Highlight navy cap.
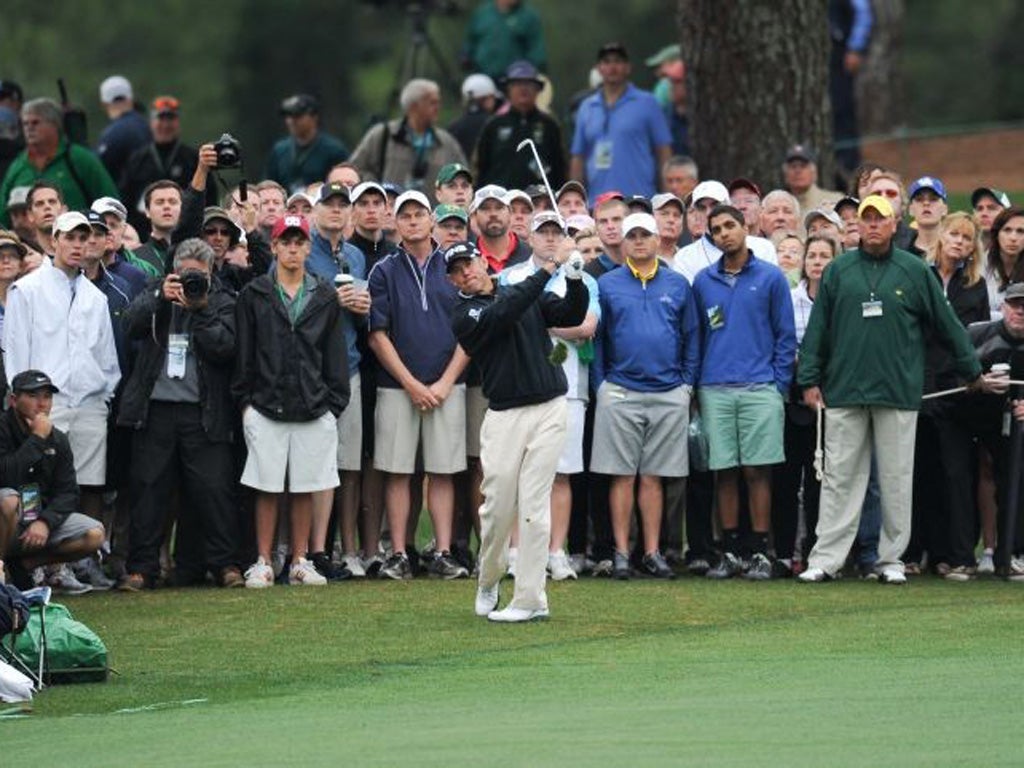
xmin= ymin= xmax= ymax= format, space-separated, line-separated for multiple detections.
xmin=11 ymin=369 xmax=59 ymax=394
xmin=505 ymin=60 xmax=544 ymax=86
xmin=444 ymin=240 xmax=481 ymax=272
xmin=280 ymin=93 xmax=319 ymax=116
xmin=85 ymin=210 xmax=109 ymax=232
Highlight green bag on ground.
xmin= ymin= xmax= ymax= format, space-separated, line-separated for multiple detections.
xmin=13 ymin=603 xmax=108 ymax=684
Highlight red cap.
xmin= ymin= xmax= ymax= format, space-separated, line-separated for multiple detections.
xmin=593 ymin=190 xmax=625 ymax=208
xmin=271 ymin=214 xmax=311 ymax=240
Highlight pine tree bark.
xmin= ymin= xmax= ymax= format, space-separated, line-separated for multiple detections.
xmin=678 ymin=0 xmax=832 ymax=189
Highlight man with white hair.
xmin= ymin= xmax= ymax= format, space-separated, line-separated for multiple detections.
xmin=96 ymin=75 xmax=150 ymax=184
xmin=759 ymin=189 xmax=802 ymax=239
xmin=348 ymin=79 xmax=466 ymax=201
xmin=673 ymin=180 xmax=777 ymax=284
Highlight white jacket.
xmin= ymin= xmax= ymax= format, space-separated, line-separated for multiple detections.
xmin=672 ymin=235 xmax=777 ymax=285
xmin=3 ymin=259 xmax=120 ymax=407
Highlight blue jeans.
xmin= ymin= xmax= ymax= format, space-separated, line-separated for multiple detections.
xmin=855 ymin=455 xmax=881 ymax=568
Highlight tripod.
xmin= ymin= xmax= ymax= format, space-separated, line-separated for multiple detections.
xmin=381 ymin=3 xmax=459 ymax=119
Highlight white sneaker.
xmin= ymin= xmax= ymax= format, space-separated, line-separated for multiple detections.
xmin=343 ymin=553 xmax=366 ymax=578
xmin=487 ymin=605 xmax=549 ymax=623
xmin=47 ymin=563 xmax=93 ymax=595
xmin=506 ymin=547 xmax=518 ymax=578
xmin=798 ymin=566 xmax=829 ymax=583
xmin=474 ymin=583 xmax=500 ymax=616
xmin=977 ymin=550 xmax=995 ymax=575
xmin=879 ymin=566 xmax=907 ymax=585
xmin=290 ymin=557 xmax=327 ymax=586
xmin=547 ymin=551 xmax=577 ymax=581
xmin=244 ymin=557 xmax=274 ymax=589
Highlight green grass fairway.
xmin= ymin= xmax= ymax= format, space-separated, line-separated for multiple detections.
xmin=4 ymin=578 xmax=1023 ymax=766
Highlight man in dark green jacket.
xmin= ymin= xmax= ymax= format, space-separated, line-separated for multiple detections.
xmin=797 ymin=195 xmax=993 ymax=584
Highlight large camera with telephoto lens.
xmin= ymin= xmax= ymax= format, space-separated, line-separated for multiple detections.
xmin=213 ymin=133 xmax=242 ymax=168
xmin=179 ymin=269 xmax=210 ymax=302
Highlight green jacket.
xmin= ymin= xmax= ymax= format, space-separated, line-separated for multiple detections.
xmin=797 ymin=245 xmax=981 ymax=410
xmin=462 ymin=1 xmax=547 ymax=80
xmin=0 ymin=140 xmax=119 ymax=226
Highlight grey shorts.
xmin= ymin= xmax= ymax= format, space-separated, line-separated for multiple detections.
xmin=590 ymin=382 xmax=691 ymax=477
xmin=9 ymin=512 xmax=104 ymax=555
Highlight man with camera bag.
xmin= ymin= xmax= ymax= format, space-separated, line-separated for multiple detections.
xmin=116 ymin=238 xmax=242 ymax=589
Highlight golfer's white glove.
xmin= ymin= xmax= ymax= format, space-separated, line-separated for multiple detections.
xmin=563 ymin=251 xmax=585 ymax=280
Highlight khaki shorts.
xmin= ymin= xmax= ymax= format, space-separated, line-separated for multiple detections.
xmin=374 ymin=385 xmax=467 ymax=474
xmin=466 ymin=385 xmax=489 ymax=458
xmin=241 ymin=408 xmax=340 ymax=493
xmin=590 ymin=382 xmax=691 ymax=477
xmin=336 ymin=373 xmax=362 ymax=472
xmin=51 ymin=397 xmax=108 ymax=486
xmin=556 ymin=399 xmax=586 ymax=475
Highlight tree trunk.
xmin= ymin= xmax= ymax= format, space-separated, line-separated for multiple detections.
xmin=678 ymin=0 xmax=832 ymax=189
xmin=855 ymin=0 xmax=905 ymax=135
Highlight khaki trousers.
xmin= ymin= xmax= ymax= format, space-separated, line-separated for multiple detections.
xmin=477 ymin=397 xmax=567 ymax=612
xmin=807 ymin=406 xmax=918 ymax=575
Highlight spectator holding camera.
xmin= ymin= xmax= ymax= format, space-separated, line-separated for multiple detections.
xmin=116 ymin=238 xmax=242 ymax=590
xmin=233 ymin=214 xmax=349 ymax=588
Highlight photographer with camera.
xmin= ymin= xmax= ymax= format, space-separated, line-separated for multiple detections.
xmin=150 ymin=137 xmax=269 ymax=295
xmin=116 ymin=238 xmax=242 ymax=590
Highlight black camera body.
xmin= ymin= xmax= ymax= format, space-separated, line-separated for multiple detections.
xmin=213 ymin=133 xmax=242 ymax=168
xmin=179 ymin=269 xmax=210 ymax=302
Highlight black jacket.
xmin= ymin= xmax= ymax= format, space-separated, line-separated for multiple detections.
xmin=475 ymin=107 xmax=566 ymax=191
xmin=117 ymin=276 xmax=237 ymax=442
xmin=924 ymin=265 xmax=990 ymax=393
xmin=0 ymin=408 xmax=79 ymax=531
xmin=233 ymin=273 xmax=349 ymax=421
xmin=452 ymin=268 xmax=587 ymax=411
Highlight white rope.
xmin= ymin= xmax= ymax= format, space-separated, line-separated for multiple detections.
xmin=813 ymin=403 xmax=824 ymax=482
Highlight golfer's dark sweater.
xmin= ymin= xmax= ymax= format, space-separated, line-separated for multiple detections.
xmin=452 ymin=268 xmax=587 ymax=411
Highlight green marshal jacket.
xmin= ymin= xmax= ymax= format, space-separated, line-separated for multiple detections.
xmin=797 ymin=245 xmax=982 ymax=410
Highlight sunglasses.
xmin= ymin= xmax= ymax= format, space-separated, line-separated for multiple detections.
xmin=204 ymin=227 xmax=233 ymax=237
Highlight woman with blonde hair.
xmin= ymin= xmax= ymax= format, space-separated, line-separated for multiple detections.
xmin=910 ymin=211 xmax=991 ymax=579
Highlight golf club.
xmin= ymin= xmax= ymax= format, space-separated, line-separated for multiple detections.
xmin=516 ymin=138 xmax=561 ymax=215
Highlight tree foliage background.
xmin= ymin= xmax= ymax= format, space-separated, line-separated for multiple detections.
xmin=1 ymin=0 xmax=1021 ymax=172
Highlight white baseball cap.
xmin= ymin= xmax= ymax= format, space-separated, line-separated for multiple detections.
xmin=91 ymin=196 xmax=128 ymax=221
xmin=52 ymin=211 xmax=91 ymax=235
xmin=690 ymin=180 xmax=730 ymax=205
xmin=99 ymin=75 xmax=133 ymax=104
xmin=393 ymin=190 xmax=431 ymax=213
xmin=470 ymin=184 xmax=509 ymax=213
xmin=350 ymin=181 xmax=387 ymax=204
xmin=621 ymin=212 xmax=659 ymax=237
xmin=461 ymin=73 xmax=498 ymax=102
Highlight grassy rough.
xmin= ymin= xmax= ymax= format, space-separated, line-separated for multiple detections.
xmin=4 ymin=578 xmax=1023 ymax=766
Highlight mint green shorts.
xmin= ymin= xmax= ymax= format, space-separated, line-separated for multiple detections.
xmin=697 ymin=385 xmax=784 ymax=470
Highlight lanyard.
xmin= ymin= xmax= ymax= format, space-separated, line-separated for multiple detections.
xmin=859 ymin=256 xmax=890 ymax=300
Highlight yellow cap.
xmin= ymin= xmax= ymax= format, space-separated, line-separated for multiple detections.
xmin=857 ymin=194 xmax=894 ymax=218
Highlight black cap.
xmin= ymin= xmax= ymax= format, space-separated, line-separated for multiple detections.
xmin=0 ymin=80 xmax=23 ymax=102
xmin=597 ymin=42 xmax=629 ymax=61
xmin=279 ymin=93 xmax=319 ymax=117
xmin=12 ymin=369 xmax=59 ymax=395
xmin=625 ymin=195 xmax=652 ymax=214
xmin=784 ymin=143 xmax=817 ymax=164
xmin=317 ymin=182 xmax=350 ymax=204
xmin=85 ymin=210 xmax=109 ymax=232
xmin=444 ymin=240 xmax=481 ymax=272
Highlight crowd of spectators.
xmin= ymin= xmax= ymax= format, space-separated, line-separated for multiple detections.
xmin=1 ymin=4 xmax=1023 ymax=598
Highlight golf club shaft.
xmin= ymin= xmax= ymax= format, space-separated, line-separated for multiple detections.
xmin=517 ymin=139 xmax=560 ymax=214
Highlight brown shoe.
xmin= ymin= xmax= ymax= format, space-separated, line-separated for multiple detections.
xmin=118 ymin=573 xmax=146 ymax=592
xmin=220 ymin=566 xmax=245 ymax=588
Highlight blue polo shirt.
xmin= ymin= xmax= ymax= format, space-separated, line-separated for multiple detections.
xmin=306 ymin=230 xmax=367 ymax=374
xmin=367 ymin=244 xmax=461 ymax=388
xmin=570 ymin=83 xmax=672 ymax=198
xmin=691 ymin=255 xmax=796 ymax=394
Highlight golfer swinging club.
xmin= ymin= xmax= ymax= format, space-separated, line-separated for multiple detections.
xmin=447 ymin=214 xmax=588 ymax=622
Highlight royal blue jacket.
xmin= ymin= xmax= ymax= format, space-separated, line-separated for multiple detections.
xmin=691 ymin=254 xmax=796 ymax=394
xmin=594 ymin=261 xmax=699 ymax=392
xmin=307 ymin=230 xmax=366 ymax=375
